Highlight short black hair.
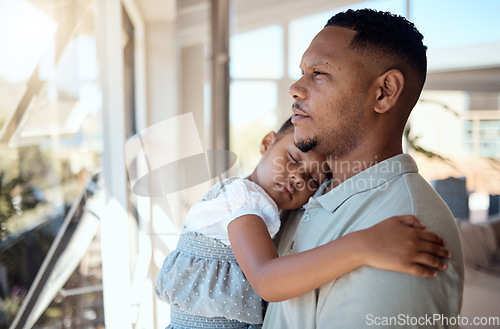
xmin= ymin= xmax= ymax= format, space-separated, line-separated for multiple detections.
xmin=326 ymin=9 xmax=427 ymax=87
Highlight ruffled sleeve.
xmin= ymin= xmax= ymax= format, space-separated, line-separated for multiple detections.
xmin=183 ymin=177 xmax=280 ymax=245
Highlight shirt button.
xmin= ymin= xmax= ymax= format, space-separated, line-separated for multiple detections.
xmin=302 ymin=214 xmax=310 ymax=222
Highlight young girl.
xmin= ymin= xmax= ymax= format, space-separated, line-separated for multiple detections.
xmin=154 ymin=118 xmax=450 ymax=329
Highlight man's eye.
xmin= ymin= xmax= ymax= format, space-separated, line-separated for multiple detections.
xmin=313 ymin=71 xmax=324 ymax=76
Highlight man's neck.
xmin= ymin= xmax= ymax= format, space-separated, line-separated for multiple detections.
xmin=325 ymin=144 xmax=402 ymax=190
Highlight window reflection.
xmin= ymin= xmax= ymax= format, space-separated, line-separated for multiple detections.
xmin=0 ymin=0 xmax=103 ymax=327
xmin=0 ymin=0 xmax=57 ymax=84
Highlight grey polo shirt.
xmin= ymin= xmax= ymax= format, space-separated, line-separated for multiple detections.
xmin=263 ymin=154 xmax=464 ymax=329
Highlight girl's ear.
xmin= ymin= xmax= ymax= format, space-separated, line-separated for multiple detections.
xmin=374 ymin=69 xmax=404 ymax=114
xmin=260 ymin=131 xmax=277 ymax=154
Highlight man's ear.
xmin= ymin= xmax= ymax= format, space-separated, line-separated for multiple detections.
xmin=260 ymin=131 xmax=277 ymax=154
xmin=374 ymin=69 xmax=404 ymax=114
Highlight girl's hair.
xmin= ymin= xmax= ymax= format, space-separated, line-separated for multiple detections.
xmin=276 ymin=116 xmax=294 ymax=140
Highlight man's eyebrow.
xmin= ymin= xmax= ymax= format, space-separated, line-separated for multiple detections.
xmin=301 ymin=60 xmax=331 ymax=70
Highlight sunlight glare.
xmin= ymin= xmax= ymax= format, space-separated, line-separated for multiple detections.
xmin=0 ymin=0 xmax=58 ymax=83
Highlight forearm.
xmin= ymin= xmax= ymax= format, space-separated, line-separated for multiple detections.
xmin=254 ymin=243 xmax=365 ymax=301
xmin=230 ymin=219 xmax=367 ymax=302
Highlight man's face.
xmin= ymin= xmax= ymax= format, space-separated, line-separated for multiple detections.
xmin=290 ymin=26 xmax=374 ymax=158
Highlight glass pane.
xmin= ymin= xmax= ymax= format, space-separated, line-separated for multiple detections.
xmin=288 ymin=11 xmax=332 ymax=80
xmin=0 ymin=0 xmax=103 ymax=327
xmin=479 ymin=120 xmax=500 ymax=131
xmin=412 ymin=0 xmax=500 ymax=49
xmin=230 ymin=81 xmax=277 ymax=175
xmin=464 ymin=120 xmax=475 ymax=155
xmin=0 ymin=0 xmax=58 ymax=138
xmin=479 ymin=120 xmax=500 ymax=158
xmin=230 ymin=24 xmax=283 ymax=79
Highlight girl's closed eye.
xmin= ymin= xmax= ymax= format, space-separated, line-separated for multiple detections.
xmin=309 ymin=175 xmax=320 ymax=188
xmin=288 ymin=152 xmax=299 ymax=164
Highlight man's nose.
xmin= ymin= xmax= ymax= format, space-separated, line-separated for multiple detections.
xmin=289 ymin=78 xmax=307 ymax=100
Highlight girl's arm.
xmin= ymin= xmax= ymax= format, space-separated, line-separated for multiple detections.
xmin=227 ymin=214 xmax=450 ymax=302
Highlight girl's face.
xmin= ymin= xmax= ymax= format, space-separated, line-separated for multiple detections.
xmin=249 ymin=132 xmax=329 ymax=210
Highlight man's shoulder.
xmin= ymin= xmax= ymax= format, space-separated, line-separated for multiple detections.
xmin=367 ymin=170 xmax=449 ymax=213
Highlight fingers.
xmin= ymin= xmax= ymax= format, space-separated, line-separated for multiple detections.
xmin=398 ymin=252 xmax=448 ymax=278
xmin=394 ymin=215 xmax=426 ymax=229
xmin=384 ymin=255 xmax=448 ymax=278
xmin=414 ymin=252 xmax=448 ymax=270
xmin=411 ymin=230 xmax=451 ymax=275
xmin=403 ymin=264 xmax=440 ymax=278
xmin=408 ymin=216 xmax=426 ymax=229
xmin=417 ymin=230 xmax=446 ymax=247
xmin=403 ymin=240 xmax=451 ymax=278
xmin=368 ymin=216 xmax=452 ymax=279
xmin=418 ymin=239 xmax=452 ymax=260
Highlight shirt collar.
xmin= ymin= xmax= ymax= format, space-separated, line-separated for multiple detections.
xmin=310 ymin=154 xmax=418 ymax=213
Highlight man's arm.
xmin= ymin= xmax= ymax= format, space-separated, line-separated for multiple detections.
xmin=228 ymin=213 xmax=450 ymax=302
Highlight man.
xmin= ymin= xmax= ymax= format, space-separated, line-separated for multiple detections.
xmin=263 ymin=9 xmax=464 ymax=329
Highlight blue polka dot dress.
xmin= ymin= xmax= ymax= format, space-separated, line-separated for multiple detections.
xmin=154 ymin=178 xmax=280 ymax=329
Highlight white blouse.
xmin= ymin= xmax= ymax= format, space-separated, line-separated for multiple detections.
xmin=182 ymin=177 xmax=280 ymax=246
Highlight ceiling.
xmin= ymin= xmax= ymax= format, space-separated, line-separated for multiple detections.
xmin=135 ymin=0 xmax=359 ymax=24
xmin=425 ymin=68 xmax=500 ymax=92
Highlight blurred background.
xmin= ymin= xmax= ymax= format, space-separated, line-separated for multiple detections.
xmin=0 ymin=0 xmax=499 ymax=328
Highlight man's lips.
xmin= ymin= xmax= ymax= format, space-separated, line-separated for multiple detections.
xmin=291 ymin=105 xmax=309 ymax=124
xmin=291 ymin=113 xmax=309 ymax=124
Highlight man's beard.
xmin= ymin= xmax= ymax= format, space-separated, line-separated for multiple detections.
xmin=295 ymin=137 xmax=317 ymax=153
xmin=295 ymin=131 xmax=361 ymax=157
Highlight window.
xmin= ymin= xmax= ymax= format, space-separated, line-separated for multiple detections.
xmin=228 ymin=0 xmax=500 ymax=220
xmin=288 ymin=11 xmax=333 ymax=80
xmin=230 ymin=25 xmax=283 ymax=79
xmin=0 ymin=0 xmax=103 ymax=327
xmin=230 ymin=0 xmax=407 ymax=174
xmin=478 ymin=120 xmax=500 ymax=158
xmin=229 ymin=25 xmax=283 ymax=175
xmin=288 ymin=0 xmax=406 ymax=80
xmin=412 ymin=0 xmax=500 ymax=49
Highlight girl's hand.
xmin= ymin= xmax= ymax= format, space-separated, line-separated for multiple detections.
xmin=356 ymin=215 xmax=451 ymax=278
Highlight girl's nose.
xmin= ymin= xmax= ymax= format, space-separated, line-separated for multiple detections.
xmin=289 ymin=173 xmax=304 ymax=189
